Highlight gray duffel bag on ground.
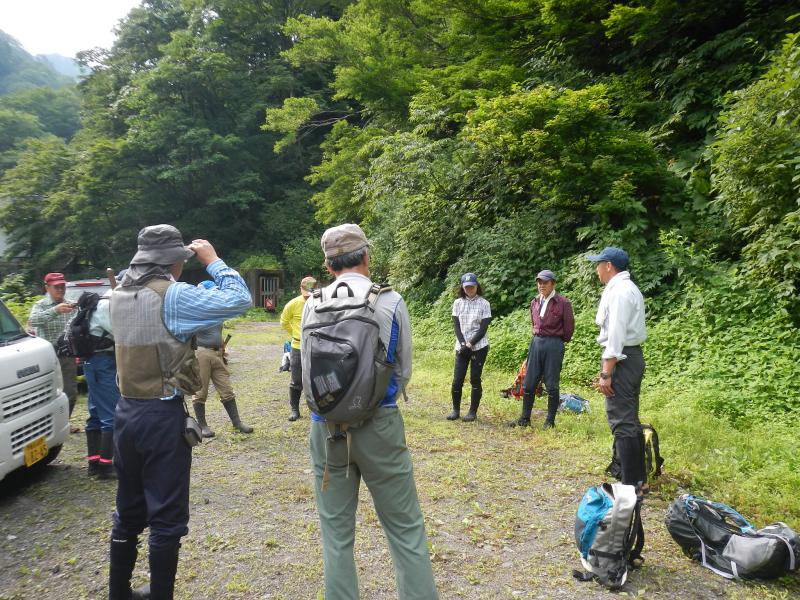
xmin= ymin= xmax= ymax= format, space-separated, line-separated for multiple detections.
xmin=666 ymin=494 xmax=800 ymax=579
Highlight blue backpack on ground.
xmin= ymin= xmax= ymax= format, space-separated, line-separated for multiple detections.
xmin=574 ymin=482 xmax=644 ymax=589
xmin=558 ymin=393 xmax=589 ymax=413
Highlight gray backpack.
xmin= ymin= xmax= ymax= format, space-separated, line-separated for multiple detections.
xmin=301 ymin=281 xmax=394 ymax=425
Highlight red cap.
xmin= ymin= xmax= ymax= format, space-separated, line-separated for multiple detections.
xmin=43 ymin=273 xmax=67 ymax=285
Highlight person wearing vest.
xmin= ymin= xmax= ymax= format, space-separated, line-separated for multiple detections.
xmin=83 ymin=289 xmax=119 ymax=480
xmin=509 ymin=269 xmax=575 ymax=429
xmin=588 ymin=247 xmax=648 ymax=491
xmin=302 ymin=224 xmax=439 ymax=600
xmin=108 ymin=225 xmax=251 ymax=600
xmin=279 ymin=275 xmax=317 ymax=421
xmin=192 ymin=281 xmax=253 ymax=437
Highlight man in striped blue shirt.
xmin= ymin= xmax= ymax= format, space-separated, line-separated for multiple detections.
xmin=108 ymin=224 xmax=251 ymax=600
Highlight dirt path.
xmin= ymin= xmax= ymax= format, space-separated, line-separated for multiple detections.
xmin=1 ymin=322 xmax=796 ymax=599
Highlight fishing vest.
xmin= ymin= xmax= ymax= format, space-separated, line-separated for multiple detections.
xmin=111 ymin=279 xmax=201 ymax=398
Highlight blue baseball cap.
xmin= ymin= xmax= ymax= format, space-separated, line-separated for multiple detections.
xmin=198 ymin=280 xmax=217 ymax=290
xmin=536 ymin=270 xmax=557 ymax=282
xmin=587 ymin=247 xmax=629 ymax=271
xmin=460 ymin=273 xmax=478 ymax=287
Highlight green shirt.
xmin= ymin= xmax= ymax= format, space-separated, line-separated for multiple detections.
xmin=29 ymin=295 xmax=74 ymax=346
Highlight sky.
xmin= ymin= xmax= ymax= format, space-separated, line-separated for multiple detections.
xmin=1 ymin=0 xmax=142 ymax=57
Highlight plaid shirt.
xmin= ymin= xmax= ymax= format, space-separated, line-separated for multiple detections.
xmin=29 ymin=295 xmax=74 ymax=346
xmin=452 ymin=296 xmax=492 ymax=351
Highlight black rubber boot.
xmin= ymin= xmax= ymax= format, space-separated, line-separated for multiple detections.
xmin=222 ymin=399 xmax=253 ymax=433
xmin=148 ymin=542 xmax=180 ymax=600
xmin=462 ymin=387 xmax=481 ymax=422
xmin=447 ymin=389 xmax=461 ymax=420
xmin=616 ymin=435 xmax=646 ymax=488
xmin=97 ymin=430 xmax=117 ymax=480
xmin=509 ymin=391 xmax=534 ymax=427
xmin=86 ymin=429 xmax=101 ymax=476
xmin=193 ymin=402 xmax=215 ymax=438
xmin=288 ymin=387 xmax=301 ymax=422
xmin=543 ymin=393 xmax=559 ymax=429
xmin=108 ymin=536 xmax=138 ymax=600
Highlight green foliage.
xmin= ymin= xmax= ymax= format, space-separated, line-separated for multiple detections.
xmin=0 ymin=31 xmax=72 ymax=93
xmin=238 ymin=254 xmax=281 ymax=271
xmin=0 ymin=273 xmax=34 ymax=303
xmin=712 ymin=32 xmax=800 ymax=315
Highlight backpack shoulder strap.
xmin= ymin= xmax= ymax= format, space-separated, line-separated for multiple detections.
xmin=365 ymin=282 xmax=392 ymax=306
xmin=629 ymin=497 xmax=645 ymax=565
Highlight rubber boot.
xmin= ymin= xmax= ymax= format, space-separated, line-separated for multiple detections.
xmin=193 ymin=402 xmax=215 ymax=438
xmin=616 ymin=435 xmax=646 ymax=488
xmin=148 ymin=542 xmax=180 ymax=600
xmin=222 ymin=399 xmax=253 ymax=433
xmin=288 ymin=387 xmax=301 ymax=422
xmin=543 ymin=392 xmax=559 ymax=430
xmin=108 ymin=536 xmax=138 ymax=600
xmin=447 ymin=389 xmax=461 ymax=420
xmin=97 ymin=430 xmax=117 ymax=480
xmin=509 ymin=391 xmax=534 ymax=427
xmin=462 ymin=387 xmax=480 ymax=422
xmin=86 ymin=429 xmax=101 ymax=477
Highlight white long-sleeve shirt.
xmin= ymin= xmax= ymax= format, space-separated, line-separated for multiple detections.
xmin=595 ymin=271 xmax=647 ymax=360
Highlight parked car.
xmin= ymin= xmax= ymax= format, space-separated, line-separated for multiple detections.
xmin=0 ymin=298 xmax=70 ymax=482
xmin=65 ymin=278 xmax=111 ymax=303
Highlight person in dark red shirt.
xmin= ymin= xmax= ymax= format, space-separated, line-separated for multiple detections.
xmin=510 ymin=270 xmax=575 ymax=429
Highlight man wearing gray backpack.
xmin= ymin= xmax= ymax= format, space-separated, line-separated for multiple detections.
xmin=302 ymin=223 xmax=439 ymax=600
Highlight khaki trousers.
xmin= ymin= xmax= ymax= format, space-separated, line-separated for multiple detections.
xmin=309 ymin=408 xmax=439 ymax=600
xmin=193 ymin=347 xmax=234 ymax=403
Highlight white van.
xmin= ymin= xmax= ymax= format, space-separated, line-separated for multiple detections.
xmin=0 ymin=297 xmax=69 ymax=482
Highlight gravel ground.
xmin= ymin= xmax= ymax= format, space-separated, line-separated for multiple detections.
xmin=1 ymin=321 xmax=797 ymax=599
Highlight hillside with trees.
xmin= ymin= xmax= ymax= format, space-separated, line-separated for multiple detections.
xmin=1 ymin=1 xmax=798 ymax=516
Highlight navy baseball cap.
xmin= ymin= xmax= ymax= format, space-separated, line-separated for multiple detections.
xmin=460 ymin=273 xmax=478 ymax=286
xmin=536 ymin=270 xmax=556 ymax=282
xmin=587 ymin=246 xmax=629 ymax=271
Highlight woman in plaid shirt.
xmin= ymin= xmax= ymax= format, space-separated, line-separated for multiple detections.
xmin=447 ymin=273 xmax=492 ymax=422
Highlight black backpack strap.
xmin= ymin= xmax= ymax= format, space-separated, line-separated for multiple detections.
xmin=331 ymin=282 xmax=355 ymax=298
xmin=572 ymin=569 xmax=595 ymax=582
xmin=629 ymin=497 xmax=645 ymax=565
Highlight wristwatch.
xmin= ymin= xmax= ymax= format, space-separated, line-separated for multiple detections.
xmin=599 ymin=371 xmax=612 ymax=380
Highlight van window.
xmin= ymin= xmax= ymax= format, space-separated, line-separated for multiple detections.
xmin=0 ymin=300 xmax=27 ymax=342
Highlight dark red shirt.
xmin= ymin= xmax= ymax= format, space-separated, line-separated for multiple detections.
xmin=530 ymin=293 xmax=575 ymax=342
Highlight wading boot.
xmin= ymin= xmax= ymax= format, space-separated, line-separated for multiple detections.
xmin=108 ymin=536 xmax=138 ymax=600
xmin=86 ymin=429 xmax=101 ymax=477
xmin=147 ymin=542 xmax=180 ymax=600
xmin=616 ymin=435 xmax=646 ymax=488
xmin=288 ymin=387 xmax=301 ymax=422
xmin=193 ymin=402 xmax=215 ymax=438
xmin=222 ymin=399 xmax=253 ymax=433
xmin=542 ymin=394 xmax=558 ymax=429
xmin=508 ymin=391 xmax=534 ymax=427
xmin=447 ymin=390 xmax=461 ymax=420
xmin=462 ymin=388 xmax=481 ymax=422
xmin=96 ymin=430 xmax=117 ymax=480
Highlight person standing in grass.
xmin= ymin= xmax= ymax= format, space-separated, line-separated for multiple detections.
xmin=279 ymin=275 xmax=317 ymax=421
xmin=588 ymin=247 xmax=648 ymax=490
xmin=447 ymin=273 xmax=492 ymax=422
xmin=509 ymin=269 xmax=575 ymax=429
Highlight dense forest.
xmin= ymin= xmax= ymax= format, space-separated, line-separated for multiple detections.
xmin=1 ymin=1 xmax=799 ymax=432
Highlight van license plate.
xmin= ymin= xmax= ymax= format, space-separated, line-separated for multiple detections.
xmin=24 ymin=437 xmax=48 ymax=467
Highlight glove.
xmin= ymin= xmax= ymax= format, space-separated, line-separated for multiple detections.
xmin=458 ymin=344 xmax=471 ymax=358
